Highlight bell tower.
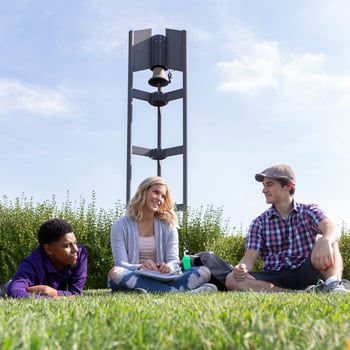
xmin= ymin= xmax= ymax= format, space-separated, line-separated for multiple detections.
xmin=126 ymin=28 xmax=187 ymax=209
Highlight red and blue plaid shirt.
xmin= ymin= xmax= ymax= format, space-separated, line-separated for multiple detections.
xmin=246 ymin=202 xmax=327 ymax=271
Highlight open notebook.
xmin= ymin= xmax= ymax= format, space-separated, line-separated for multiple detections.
xmin=136 ymin=269 xmax=183 ymax=281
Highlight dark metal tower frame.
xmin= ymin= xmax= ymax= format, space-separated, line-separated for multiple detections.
xmin=126 ymin=28 xmax=187 ymax=209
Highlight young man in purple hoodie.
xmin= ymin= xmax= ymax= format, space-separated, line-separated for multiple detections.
xmin=7 ymin=218 xmax=88 ymax=298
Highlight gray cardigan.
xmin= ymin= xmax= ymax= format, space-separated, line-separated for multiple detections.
xmin=110 ymin=215 xmax=181 ymax=272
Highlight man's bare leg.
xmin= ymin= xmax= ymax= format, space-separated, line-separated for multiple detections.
xmin=225 ymin=272 xmax=287 ymax=292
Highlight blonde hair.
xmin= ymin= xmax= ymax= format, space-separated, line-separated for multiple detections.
xmin=127 ymin=176 xmax=178 ymax=226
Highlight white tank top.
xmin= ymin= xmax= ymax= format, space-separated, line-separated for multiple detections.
xmin=139 ymin=236 xmax=157 ymax=264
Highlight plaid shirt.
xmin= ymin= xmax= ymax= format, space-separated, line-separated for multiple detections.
xmin=246 ymin=202 xmax=326 ymax=271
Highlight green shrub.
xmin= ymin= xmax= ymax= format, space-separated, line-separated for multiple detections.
xmin=0 ymin=195 xmax=57 ymax=282
xmin=0 ymin=193 xmax=125 ymax=288
xmin=1 ymin=194 xmax=349 ymax=289
xmin=177 ymin=205 xmax=230 ymax=255
xmin=340 ymin=223 xmax=350 ymax=281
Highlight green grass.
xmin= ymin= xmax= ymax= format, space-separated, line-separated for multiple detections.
xmin=1 ymin=291 xmax=349 ymax=350
xmin=1 ymin=195 xmax=350 ymax=349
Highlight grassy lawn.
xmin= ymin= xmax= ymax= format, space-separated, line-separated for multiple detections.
xmin=1 ymin=290 xmax=349 ymax=350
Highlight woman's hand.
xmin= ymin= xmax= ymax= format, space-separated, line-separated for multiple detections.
xmin=139 ymin=260 xmax=172 ymax=274
xmin=157 ymin=262 xmax=172 ymax=274
xmin=139 ymin=259 xmax=159 ymax=271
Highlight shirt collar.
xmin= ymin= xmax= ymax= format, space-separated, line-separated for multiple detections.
xmin=268 ymin=200 xmax=298 ymax=219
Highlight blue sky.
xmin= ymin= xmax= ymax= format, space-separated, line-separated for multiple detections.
xmin=1 ymin=0 xmax=350 ymax=231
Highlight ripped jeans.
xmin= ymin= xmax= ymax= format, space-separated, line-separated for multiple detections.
xmin=108 ymin=266 xmax=211 ymax=293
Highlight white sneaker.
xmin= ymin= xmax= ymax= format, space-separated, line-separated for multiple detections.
xmin=191 ymin=283 xmax=218 ymax=293
xmin=323 ymin=280 xmax=350 ymax=294
xmin=134 ymin=288 xmax=148 ymax=294
xmin=305 ymin=279 xmax=350 ymax=293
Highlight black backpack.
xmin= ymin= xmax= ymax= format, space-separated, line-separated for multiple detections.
xmin=189 ymin=251 xmax=233 ymax=291
xmin=0 ymin=282 xmax=8 ymax=298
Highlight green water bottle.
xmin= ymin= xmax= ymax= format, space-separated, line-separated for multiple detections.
xmin=182 ymin=251 xmax=191 ymax=270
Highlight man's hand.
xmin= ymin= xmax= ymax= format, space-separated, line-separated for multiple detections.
xmin=26 ymin=285 xmax=59 ymax=298
xmin=233 ymin=263 xmax=250 ymax=282
xmin=311 ymin=237 xmax=334 ymax=271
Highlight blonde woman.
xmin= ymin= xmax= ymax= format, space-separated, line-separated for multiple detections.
xmin=108 ymin=176 xmax=217 ymax=293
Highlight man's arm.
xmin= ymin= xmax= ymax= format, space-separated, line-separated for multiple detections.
xmin=237 ymin=249 xmax=260 ymax=272
xmin=318 ymin=218 xmax=340 ymax=244
xmin=232 ymin=249 xmax=260 ymax=282
xmin=312 ymin=218 xmax=340 ymax=270
xmin=26 ymin=285 xmax=58 ymax=297
xmin=7 ymin=260 xmax=42 ymax=298
xmin=225 ymin=249 xmax=259 ymax=290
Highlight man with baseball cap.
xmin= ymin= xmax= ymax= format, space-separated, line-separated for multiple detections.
xmin=225 ymin=164 xmax=349 ymax=293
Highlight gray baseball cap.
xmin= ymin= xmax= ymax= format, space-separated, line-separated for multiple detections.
xmin=255 ymin=164 xmax=296 ymax=184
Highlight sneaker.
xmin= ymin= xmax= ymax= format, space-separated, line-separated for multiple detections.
xmin=191 ymin=283 xmax=218 ymax=293
xmin=339 ymin=279 xmax=350 ymax=289
xmin=304 ymin=279 xmax=325 ymax=293
xmin=305 ymin=279 xmax=350 ymax=294
xmin=322 ymin=280 xmax=350 ymax=294
xmin=134 ymin=288 xmax=148 ymax=294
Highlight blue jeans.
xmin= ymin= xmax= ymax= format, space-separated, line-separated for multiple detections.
xmin=108 ymin=266 xmax=210 ymax=293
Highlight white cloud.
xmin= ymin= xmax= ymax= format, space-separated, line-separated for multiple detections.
xmin=81 ymin=22 xmax=125 ymax=56
xmin=300 ymin=1 xmax=350 ymax=47
xmin=276 ymin=53 xmax=350 ymax=124
xmin=216 ymin=36 xmax=350 ymax=119
xmin=216 ymin=40 xmax=281 ymax=93
xmin=0 ymin=78 xmax=76 ymax=118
